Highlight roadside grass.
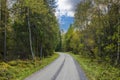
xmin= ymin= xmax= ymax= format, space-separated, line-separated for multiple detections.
xmin=69 ymin=53 xmax=120 ymax=80
xmin=0 ymin=53 xmax=59 ymax=80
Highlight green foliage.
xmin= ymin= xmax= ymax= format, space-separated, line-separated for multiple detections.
xmin=63 ymin=24 xmax=74 ymax=51
xmin=0 ymin=53 xmax=59 ymax=80
xmin=70 ymin=53 xmax=120 ymax=80
xmin=0 ymin=0 xmax=59 ymax=60
xmin=64 ymin=0 xmax=120 ymax=65
xmin=0 ymin=1 xmax=60 ymax=79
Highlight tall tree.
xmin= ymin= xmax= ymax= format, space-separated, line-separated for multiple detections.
xmin=0 ymin=0 xmax=8 ymax=60
xmin=10 ymin=0 xmax=59 ymax=59
xmin=64 ymin=0 xmax=120 ymax=65
xmin=27 ymin=7 xmax=34 ymax=59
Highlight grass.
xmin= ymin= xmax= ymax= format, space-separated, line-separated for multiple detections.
xmin=0 ymin=53 xmax=59 ymax=80
xmin=69 ymin=53 xmax=120 ymax=80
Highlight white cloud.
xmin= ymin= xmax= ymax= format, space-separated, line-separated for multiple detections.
xmin=55 ymin=0 xmax=81 ymax=18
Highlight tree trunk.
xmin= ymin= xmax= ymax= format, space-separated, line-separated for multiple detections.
xmin=1 ymin=0 xmax=7 ymax=60
xmin=27 ymin=8 xmax=34 ymax=60
xmin=115 ymin=20 xmax=120 ymax=65
xmin=4 ymin=10 xmax=7 ymax=60
xmin=40 ymin=44 xmax=42 ymax=59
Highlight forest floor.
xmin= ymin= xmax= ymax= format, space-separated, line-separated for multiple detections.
xmin=0 ymin=53 xmax=59 ymax=80
xmin=70 ymin=53 xmax=120 ymax=80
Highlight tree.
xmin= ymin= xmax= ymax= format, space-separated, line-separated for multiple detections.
xmin=64 ymin=24 xmax=74 ymax=51
xmin=0 ymin=0 xmax=8 ymax=60
xmin=10 ymin=0 xmax=59 ymax=59
xmin=64 ymin=0 xmax=120 ymax=65
xmin=27 ymin=7 xmax=34 ymax=59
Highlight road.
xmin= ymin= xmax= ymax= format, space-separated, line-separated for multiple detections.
xmin=24 ymin=53 xmax=88 ymax=80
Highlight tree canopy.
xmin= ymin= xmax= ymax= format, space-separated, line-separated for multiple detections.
xmin=63 ymin=0 xmax=120 ymax=65
xmin=0 ymin=0 xmax=59 ymax=60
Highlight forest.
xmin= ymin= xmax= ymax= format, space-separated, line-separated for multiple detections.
xmin=0 ymin=0 xmax=60 ymax=79
xmin=0 ymin=0 xmax=120 ymax=80
xmin=0 ymin=0 xmax=59 ymax=60
xmin=61 ymin=0 xmax=120 ymax=79
xmin=63 ymin=0 xmax=120 ymax=66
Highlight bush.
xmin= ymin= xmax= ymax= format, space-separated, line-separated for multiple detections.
xmin=8 ymin=61 xmax=18 ymax=66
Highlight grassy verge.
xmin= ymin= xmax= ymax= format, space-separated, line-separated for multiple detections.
xmin=0 ymin=53 xmax=59 ymax=80
xmin=69 ymin=53 xmax=120 ymax=80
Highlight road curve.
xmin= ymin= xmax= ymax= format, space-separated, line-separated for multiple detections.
xmin=24 ymin=52 xmax=88 ymax=80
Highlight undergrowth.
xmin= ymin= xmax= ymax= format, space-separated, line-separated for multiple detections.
xmin=70 ymin=53 xmax=120 ymax=80
xmin=0 ymin=53 xmax=59 ymax=80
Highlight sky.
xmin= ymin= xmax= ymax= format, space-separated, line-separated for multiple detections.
xmin=55 ymin=0 xmax=81 ymax=31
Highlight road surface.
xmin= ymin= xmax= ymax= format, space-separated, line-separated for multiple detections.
xmin=24 ymin=52 xmax=88 ymax=80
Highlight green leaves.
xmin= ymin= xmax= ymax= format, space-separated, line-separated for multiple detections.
xmin=64 ymin=0 xmax=120 ymax=65
xmin=0 ymin=0 xmax=59 ymax=59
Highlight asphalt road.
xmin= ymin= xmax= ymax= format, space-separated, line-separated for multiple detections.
xmin=24 ymin=52 xmax=88 ymax=80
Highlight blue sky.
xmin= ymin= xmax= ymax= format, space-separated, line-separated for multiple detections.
xmin=55 ymin=0 xmax=81 ymax=31
xmin=59 ymin=16 xmax=74 ymax=31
